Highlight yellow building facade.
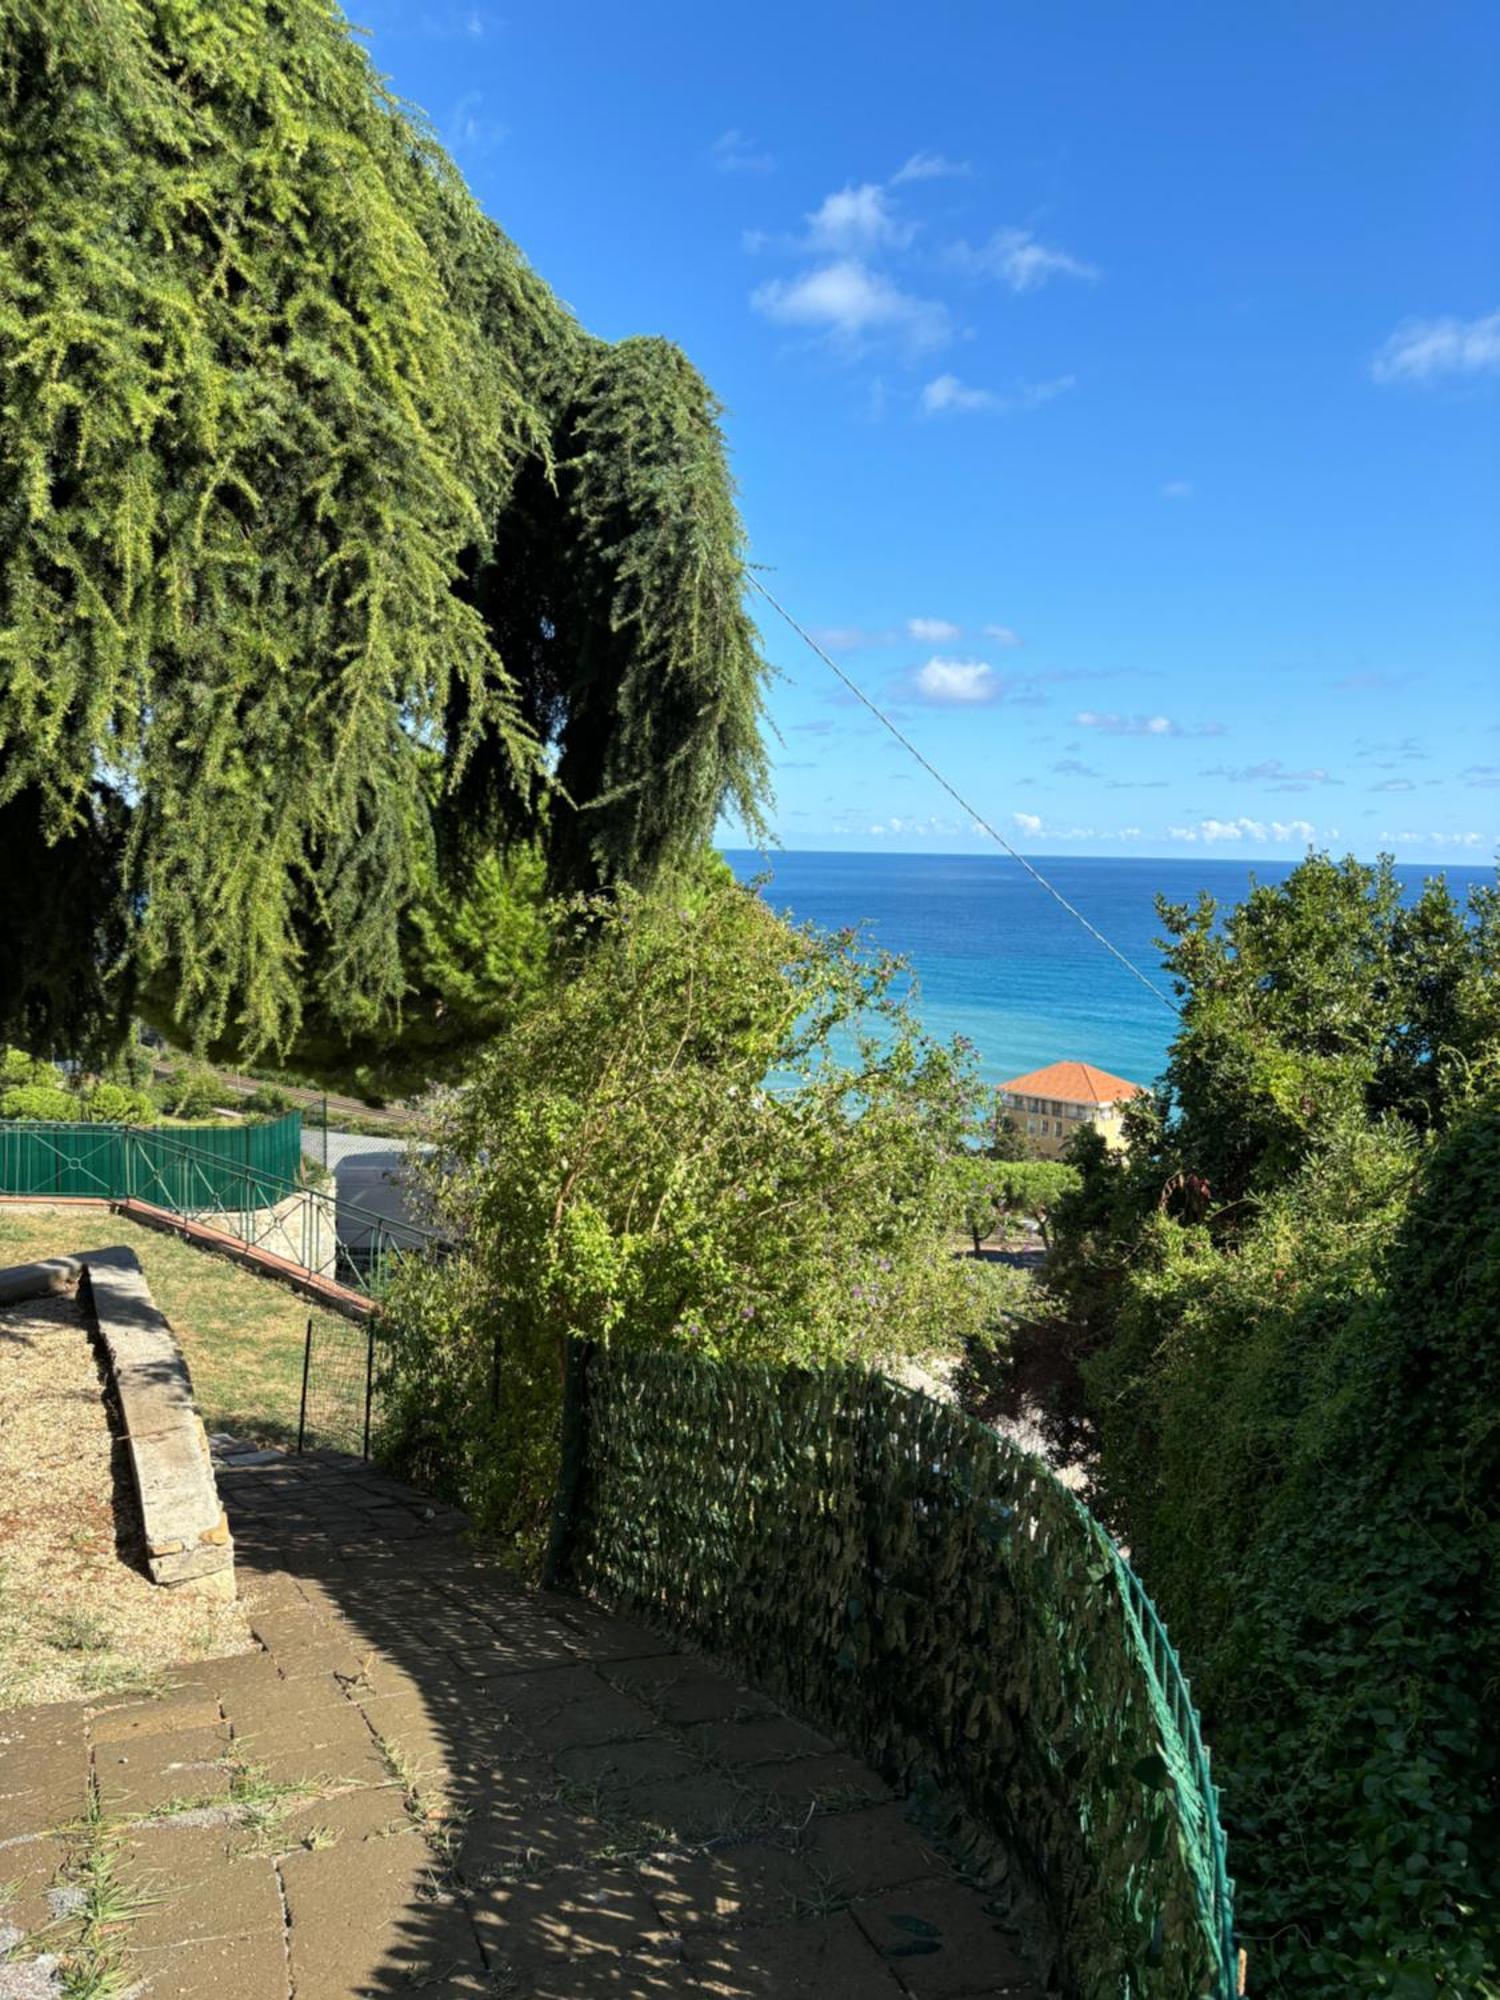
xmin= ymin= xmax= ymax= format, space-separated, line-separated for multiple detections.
xmin=996 ymin=1060 xmax=1145 ymax=1161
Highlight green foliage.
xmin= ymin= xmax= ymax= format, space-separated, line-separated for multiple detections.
xmin=1045 ymin=854 xmax=1500 ymax=1994
xmin=0 ymin=0 xmax=768 ymax=1067
xmin=154 ymin=1065 xmax=221 ymax=1121
xmin=209 ymin=843 xmax=555 ymax=1097
xmin=956 ymin=1156 xmax=1007 ymax=1251
xmin=0 ymin=1047 xmax=151 ymax=1120
xmin=79 ymin=1080 xmax=154 ymax=1123
xmin=954 ymin=1157 xmax=1080 ymax=1251
xmin=0 ymin=1046 xmax=52 ymax=1088
xmin=381 ymin=878 xmax=998 ymax=1549
xmin=0 ymin=1081 xmax=76 ymax=1120
xmin=561 ymin=1342 xmax=1235 ymax=1999
xmin=241 ymin=1084 xmax=293 ymax=1116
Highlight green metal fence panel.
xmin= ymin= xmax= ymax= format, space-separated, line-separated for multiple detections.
xmin=554 ymin=1340 xmax=1237 ymax=2000
xmin=0 ymin=1111 xmax=302 ymax=1206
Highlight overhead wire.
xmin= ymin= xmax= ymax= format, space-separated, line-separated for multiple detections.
xmin=749 ymin=574 xmax=1180 ymax=1017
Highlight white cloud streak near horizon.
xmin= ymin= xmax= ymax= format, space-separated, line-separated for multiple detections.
xmin=1168 ymin=817 xmax=1316 ymax=844
xmin=1076 ymin=710 xmax=1225 ymax=738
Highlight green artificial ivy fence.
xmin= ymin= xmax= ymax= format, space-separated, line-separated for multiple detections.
xmin=548 ymin=1340 xmax=1237 ymax=2000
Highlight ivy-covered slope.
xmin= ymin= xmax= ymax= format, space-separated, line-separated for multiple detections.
xmin=1045 ymin=858 xmax=1500 ymax=1994
xmin=0 ymin=0 xmax=768 ymax=1062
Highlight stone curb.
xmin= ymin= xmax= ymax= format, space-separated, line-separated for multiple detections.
xmin=78 ymin=1246 xmax=237 ymax=1602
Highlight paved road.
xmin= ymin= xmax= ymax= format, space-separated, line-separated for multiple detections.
xmin=0 ymin=1447 xmax=1043 ymax=1998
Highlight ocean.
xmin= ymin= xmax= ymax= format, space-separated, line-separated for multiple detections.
xmin=723 ymin=849 xmax=1495 ymax=1092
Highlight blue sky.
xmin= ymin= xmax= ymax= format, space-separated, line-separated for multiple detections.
xmin=355 ymin=0 xmax=1498 ymax=865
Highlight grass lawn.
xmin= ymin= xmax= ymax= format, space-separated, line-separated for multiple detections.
xmin=0 ymin=1207 xmax=365 ymax=1449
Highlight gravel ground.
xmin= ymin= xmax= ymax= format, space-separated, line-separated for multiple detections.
xmin=0 ymin=1288 xmax=251 ymax=1710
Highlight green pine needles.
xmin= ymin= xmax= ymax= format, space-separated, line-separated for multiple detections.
xmin=0 ymin=0 xmax=768 ymax=1061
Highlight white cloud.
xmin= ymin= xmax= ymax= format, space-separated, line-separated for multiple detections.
xmin=1371 ymin=310 xmax=1500 ymax=385
xmin=891 ymin=151 xmax=972 ymax=184
xmin=950 ymin=227 xmax=1099 ymax=293
xmin=983 ymin=624 xmax=1022 ymax=647
xmin=1012 ymin=812 xmax=1044 ymax=836
xmin=866 ymin=814 xmax=963 ymax=838
xmin=920 ymin=373 xmax=997 ymax=414
xmin=1379 ymin=829 xmax=1487 ymax=848
xmin=753 ymin=261 xmax=949 ymax=351
xmin=911 ymin=657 xmax=999 ymax=704
xmin=907 ymin=617 xmax=961 ymax=643
xmin=1161 ymin=479 xmax=1194 ymax=500
xmin=1202 ymin=758 xmax=1338 ymax=789
xmin=711 ymin=129 xmax=774 ymax=175
xmin=806 ymin=183 xmax=912 ymax=253
xmin=1076 ymin=710 xmax=1222 ymax=738
xmin=920 ymin=371 xmax=1075 ymax=416
xmin=445 ymin=90 xmax=507 ymax=156
xmin=1017 ymin=374 xmax=1076 ymax=408
xmin=1168 ymin=817 xmax=1316 ymax=845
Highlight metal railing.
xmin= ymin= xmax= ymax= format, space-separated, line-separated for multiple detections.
xmin=0 ymin=1118 xmax=440 ymax=1297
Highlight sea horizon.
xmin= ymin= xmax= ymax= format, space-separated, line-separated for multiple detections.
xmin=724 ymin=847 xmax=1496 ymax=1092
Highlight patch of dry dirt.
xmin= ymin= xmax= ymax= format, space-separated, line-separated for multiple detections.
xmin=0 ymin=1289 xmax=251 ymax=1710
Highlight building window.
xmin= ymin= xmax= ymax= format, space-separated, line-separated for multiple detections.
xmin=1026 ymin=1117 xmax=1036 ymax=1135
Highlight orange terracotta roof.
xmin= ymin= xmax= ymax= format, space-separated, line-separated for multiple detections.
xmin=997 ymin=1060 xmax=1145 ymax=1106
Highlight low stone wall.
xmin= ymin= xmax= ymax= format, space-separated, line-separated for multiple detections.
xmin=79 ymin=1246 xmax=236 ymax=1600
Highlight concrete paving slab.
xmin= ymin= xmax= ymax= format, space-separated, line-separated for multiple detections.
xmin=0 ymin=1740 xmax=90 ymax=1837
xmin=805 ymin=1804 xmax=948 ymax=1895
xmin=850 ymin=1882 xmax=1037 ymax=1997
xmin=637 ymin=1839 xmax=819 ymax=1932
xmin=681 ymin=1909 xmax=908 ymax=1997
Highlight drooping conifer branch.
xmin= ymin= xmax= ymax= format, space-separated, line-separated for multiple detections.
xmin=0 ymin=0 xmax=769 ymax=1060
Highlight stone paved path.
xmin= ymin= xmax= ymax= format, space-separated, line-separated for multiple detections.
xmin=0 ymin=1446 xmax=1041 ymax=1999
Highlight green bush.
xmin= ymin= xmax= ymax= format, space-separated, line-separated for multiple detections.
xmin=242 ymin=1084 xmax=294 ymax=1116
xmin=156 ymin=1066 xmax=222 ymax=1121
xmin=81 ymin=1081 xmax=155 ymax=1124
xmin=0 ymin=1083 xmax=77 ymax=1121
xmin=0 ymin=1047 xmax=55 ymax=1089
xmin=381 ymin=881 xmax=1002 ymax=1554
xmin=1046 ymin=856 xmax=1500 ymax=1993
xmin=995 ymin=1159 xmax=1080 ymax=1223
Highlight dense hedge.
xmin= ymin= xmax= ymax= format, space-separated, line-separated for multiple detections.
xmin=1047 ymin=858 xmax=1500 ymax=1993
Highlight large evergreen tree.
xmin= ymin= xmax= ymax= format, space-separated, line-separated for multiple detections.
xmin=0 ymin=0 xmax=768 ymax=1064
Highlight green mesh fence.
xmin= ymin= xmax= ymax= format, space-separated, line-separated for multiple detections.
xmin=0 ymin=1111 xmax=302 ymax=1203
xmin=551 ymin=1341 xmax=1237 ymax=2000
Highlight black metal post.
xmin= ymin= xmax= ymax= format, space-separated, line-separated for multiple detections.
xmin=362 ymin=1316 xmax=376 ymax=1461
xmin=297 ymin=1315 xmax=312 ymax=1453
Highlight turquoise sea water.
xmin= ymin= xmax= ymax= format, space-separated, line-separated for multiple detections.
xmin=724 ymin=849 xmax=1495 ymax=1092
